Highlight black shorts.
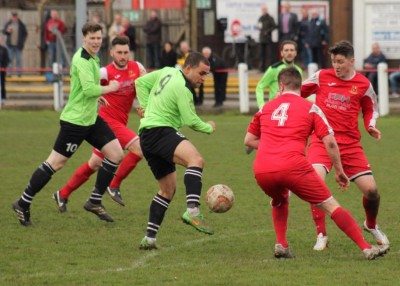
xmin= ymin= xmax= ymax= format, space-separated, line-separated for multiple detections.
xmin=140 ymin=127 xmax=187 ymax=179
xmin=53 ymin=116 xmax=116 ymax=157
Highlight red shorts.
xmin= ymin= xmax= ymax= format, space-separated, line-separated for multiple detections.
xmin=93 ymin=118 xmax=138 ymax=158
xmin=254 ymin=165 xmax=332 ymax=205
xmin=307 ymin=140 xmax=372 ymax=180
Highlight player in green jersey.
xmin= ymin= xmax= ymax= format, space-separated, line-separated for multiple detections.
xmin=136 ymin=52 xmax=216 ymax=249
xmin=255 ymin=40 xmax=303 ymax=108
xmin=12 ymin=22 xmax=123 ymax=226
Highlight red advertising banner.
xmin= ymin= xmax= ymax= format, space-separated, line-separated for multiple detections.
xmin=132 ymin=0 xmax=186 ymax=9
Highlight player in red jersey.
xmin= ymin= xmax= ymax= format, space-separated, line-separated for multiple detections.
xmin=53 ymin=36 xmax=146 ymax=221
xmin=301 ymin=41 xmax=389 ymax=250
xmin=244 ymin=67 xmax=388 ymax=260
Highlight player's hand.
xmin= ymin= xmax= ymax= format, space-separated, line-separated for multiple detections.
xmin=98 ymin=96 xmax=109 ymax=106
xmin=335 ymin=172 xmax=350 ymax=191
xmin=136 ymin=107 xmax=145 ymax=118
xmin=245 ymin=146 xmax=254 ymax=154
xmin=208 ymin=121 xmax=216 ymax=132
xmin=368 ymin=126 xmax=381 ymax=140
xmin=108 ymin=80 xmax=120 ymax=92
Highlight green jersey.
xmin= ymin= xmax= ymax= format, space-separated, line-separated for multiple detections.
xmin=255 ymin=60 xmax=303 ymax=108
xmin=60 ymin=47 xmax=102 ymax=126
xmin=136 ymin=67 xmax=213 ymax=134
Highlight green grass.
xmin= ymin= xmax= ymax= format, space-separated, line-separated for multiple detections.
xmin=0 ymin=110 xmax=399 ymax=285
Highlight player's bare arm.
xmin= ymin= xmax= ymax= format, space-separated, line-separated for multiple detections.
xmin=322 ymin=134 xmax=349 ymax=189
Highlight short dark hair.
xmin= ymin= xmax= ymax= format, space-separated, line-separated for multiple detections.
xmin=279 ymin=40 xmax=297 ymax=51
xmin=111 ymin=35 xmax=129 ymax=47
xmin=82 ymin=22 xmax=103 ymax=36
xmin=329 ymin=40 xmax=354 ymax=58
xmin=183 ymin=51 xmax=210 ymax=68
xmin=278 ymin=67 xmax=302 ymax=90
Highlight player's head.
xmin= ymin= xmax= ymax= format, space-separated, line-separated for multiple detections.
xmin=329 ymin=40 xmax=355 ymax=80
xmin=110 ymin=35 xmax=130 ymax=68
xmin=279 ymin=40 xmax=297 ymax=64
xmin=278 ymin=67 xmax=302 ymax=93
xmin=183 ymin=52 xmax=210 ymax=88
xmin=82 ymin=22 xmax=103 ymax=56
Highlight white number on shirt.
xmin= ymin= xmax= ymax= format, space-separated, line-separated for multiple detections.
xmin=271 ymin=103 xmax=290 ymax=126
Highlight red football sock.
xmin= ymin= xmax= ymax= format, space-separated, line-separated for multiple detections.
xmin=311 ymin=204 xmax=327 ymax=235
xmin=59 ymin=162 xmax=96 ymax=199
xmin=363 ymin=195 xmax=380 ymax=229
xmin=331 ymin=207 xmax=371 ymax=250
xmin=272 ymin=201 xmax=289 ymax=248
xmin=109 ymin=152 xmax=141 ymax=189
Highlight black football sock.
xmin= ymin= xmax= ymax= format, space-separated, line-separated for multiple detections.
xmin=89 ymin=158 xmax=118 ymax=204
xmin=184 ymin=167 xmax=203 ymax=208
xmin=146 ymin=194 xmax=171 ymax=238
xmin=18 ymin=162 xmax=55 ymax=209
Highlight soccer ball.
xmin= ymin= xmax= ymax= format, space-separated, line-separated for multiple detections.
xmin=205 ymin=184 xmax=234 ymax=213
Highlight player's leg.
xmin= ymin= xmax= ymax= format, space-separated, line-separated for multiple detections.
xmin=318 ymin=197 xmax=388 ymax=259
xmin=344 ymin=144 xmax=389 ymax=246
xmin=255 ymin=172 xmax=293 ymax=259
xmin=12 ymin=121 xmax=87 ymax=226
xmin=140 ymin=171 xmax=176 ymax=250
xmin=292 ymin=167 xmax=387 ymax=259
xmin=138 ymin=127 xmax=178 ymax=249
xmin=307 ymin=140 xmax=332 ymax=250
xmin=84 ymin=117 xmax=123 ymax=222
xmin=310 ymin=164 xmax=329 ymax=250
xmin=108 ymin=133 xmax=143 ymax=206
xmin=173 ymin=139 xmax=213 ymax=235
xmin=354 ymin=174 xmax=389 ymax=246
xmin=54 ymin=151 xmax=103 ymax=212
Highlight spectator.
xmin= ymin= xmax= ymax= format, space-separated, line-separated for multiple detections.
xmin=200 ymin=46 xmax=228 ymax=107
xmin=91 ymin=12 xmax=108 ymax=65
xmin=306 ymin=9 xmax=329 ymax=68
xmin=160 ymin=41 xmax=177 ymax=68
xmin=389 ymin=68 xmax=400 ymax=98
xmin=257 ymin=4 xmax=277 ymax=71
xmin=0 ymin=35 xmax=10 ymax=101
xmin=298 ymin=7 xmax=312 ymax=68
xmin=2 ymin=11 xmax=28 ymax=76
xmin=121 ymin=17 xmax=136 ymax=59
xmin=45 ymin=10 xmax=67 ymax=67
xmin=108 ymin=13 xmax=123 ymax=45
xmin=143 ymin=10 xmax=162 ymax=68
xmin=363 ymin=42 xmax=386 ymax=92
xmin=278 ymin=1 xmax=298 ymax=42
xmin=176 ymin=40 xmax=191 ymax=68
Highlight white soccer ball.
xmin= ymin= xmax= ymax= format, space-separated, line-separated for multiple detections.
xmin=205 ymin=184 xmax=235 ymax=213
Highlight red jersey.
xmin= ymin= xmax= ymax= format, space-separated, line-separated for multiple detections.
xmin=99 ymin=61 xmax=141 ymax=125
xmin=301 ymin=69 xmax=379 ymax=145
xmin=45 ymin=18 xmax=66 ymax=43
xmin=247 ymin=92 xmax=333 ymax=174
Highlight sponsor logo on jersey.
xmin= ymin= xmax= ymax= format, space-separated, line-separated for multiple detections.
xmin=327 ymin=82 xmax=336 ymax=86
xmin=349 ymin=85 xmax=358 ymax=95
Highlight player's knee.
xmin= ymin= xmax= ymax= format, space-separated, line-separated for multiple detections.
xmin=365 ymin=189 xmax=380 ymax=200
xmin=189 ymin=154 xmax=204 ymax=168
xmin=271 ymin=196 xmax=288 ymax=207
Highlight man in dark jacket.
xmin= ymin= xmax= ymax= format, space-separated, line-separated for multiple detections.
xmin=143 ymin=10 xmax=162 ymax=68
xmin=257 ymin=5 xmax=277 ymax=71
xmin=306 ymin=9 xmax=329 ymax=68
xmin=200 ymin=47 xmax=228 ymax=107
xmin=278 ymin=2 xmax=298 ymax=42
xmin=0 ymin=36 xmax=10 ymax=101
xmin=3 ymin=11 xmax=28 ymax=76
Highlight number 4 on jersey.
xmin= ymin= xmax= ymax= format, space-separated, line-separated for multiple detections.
xmin=271 ymin=103 xmax=290 ymax=126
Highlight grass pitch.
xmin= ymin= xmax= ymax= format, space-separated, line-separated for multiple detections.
xmin=0 ymin=110 xmax=399 ymax=285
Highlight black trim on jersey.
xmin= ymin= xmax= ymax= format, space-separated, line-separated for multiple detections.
xmin=180 ymin=70 xmax=196 ymax=97
xmin=271 ymin=61 xmax=284 ymax=69
xmin=81 ymin=48 xmax=92 ymax=60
